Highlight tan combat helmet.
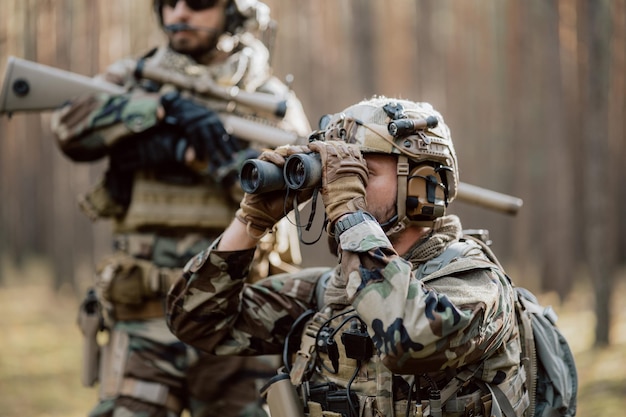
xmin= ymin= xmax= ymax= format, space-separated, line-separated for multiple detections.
xmin=317 ymin=96 xmax=459 ymax=234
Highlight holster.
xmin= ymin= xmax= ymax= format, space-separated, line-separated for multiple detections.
xmin=77 ymin=288 xmax=105 ymax=387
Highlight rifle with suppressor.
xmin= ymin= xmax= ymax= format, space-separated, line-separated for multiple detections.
xmin=0 ymin=55 xmax=300 ymax=148
xmin=0 ymin=56 xmax=523 ymax=215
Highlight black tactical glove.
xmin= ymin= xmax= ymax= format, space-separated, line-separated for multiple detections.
xmin=160 ymin=91 xmax=240 ymax=178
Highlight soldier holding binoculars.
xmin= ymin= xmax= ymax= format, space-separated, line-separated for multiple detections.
xmin=166 ymin=97 xmax=530 ymax=417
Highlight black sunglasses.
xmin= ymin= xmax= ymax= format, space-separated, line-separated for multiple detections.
xmin=160 ymin=0 xmax=222 ymax=11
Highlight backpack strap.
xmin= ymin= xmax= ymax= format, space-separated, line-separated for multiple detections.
xmin=515 ymin=289 xmax=538 ymax=417
xmin=462 ymin=233 xmax=505 ymax=271
xmin=415 ymin=238 xmax=496 ymax=284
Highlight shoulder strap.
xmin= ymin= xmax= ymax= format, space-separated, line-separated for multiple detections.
xmin=516 ymin=289 xmax=538 ymax=416
xmin=462 ymin=234 xmax=505 ymax=271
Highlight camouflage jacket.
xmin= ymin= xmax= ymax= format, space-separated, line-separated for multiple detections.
xmin=50 ymin=35 xmax=310 ymax=234
xmin=167 ymin=215 xmax=523 ymax=412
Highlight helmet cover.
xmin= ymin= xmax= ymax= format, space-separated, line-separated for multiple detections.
xmin=319 ymin=96 xmax=459 ymax=202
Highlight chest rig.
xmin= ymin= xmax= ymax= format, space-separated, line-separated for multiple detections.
xmin=288 ymin=300 xmax=383 ymax=417
xmin=284 ymin=236 xmax=521 ymax=417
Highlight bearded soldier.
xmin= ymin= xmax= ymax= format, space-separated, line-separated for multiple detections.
xmin=50 ymin=1 xmax=310 ymax=416
xmin=167 ymin=97 xmax=530 ymax=417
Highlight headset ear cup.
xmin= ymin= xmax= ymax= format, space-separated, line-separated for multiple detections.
xmin=406 ymin=165 xmax=447 ymax=221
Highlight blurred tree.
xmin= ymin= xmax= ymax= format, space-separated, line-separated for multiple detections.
xmin=582 ymin=0 xmax=614 ymax=347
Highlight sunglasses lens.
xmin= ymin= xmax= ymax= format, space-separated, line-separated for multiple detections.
xmin=185 ymin=0 xmax=221 ymax=10
xmin=161 ymin=0 xmax=220 ymax=10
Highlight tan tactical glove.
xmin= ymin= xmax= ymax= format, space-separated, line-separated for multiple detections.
xmin=236 ymin=145 xmax=313 ymax=237
xmin=307 ymin=140 xmax=368 ymax=230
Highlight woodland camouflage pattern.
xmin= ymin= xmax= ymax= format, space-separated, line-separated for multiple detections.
xmin=167 ymin=214 xmax=524 ymax=416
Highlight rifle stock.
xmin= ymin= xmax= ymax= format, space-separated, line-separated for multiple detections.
xmin=0 ymin=56 xmax=125 ymax=113
xmin=0 ymin=56 xmax=524 ymax=215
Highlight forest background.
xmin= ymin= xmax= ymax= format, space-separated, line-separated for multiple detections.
xmin=0 ymin=0 xmax=625 ymax=416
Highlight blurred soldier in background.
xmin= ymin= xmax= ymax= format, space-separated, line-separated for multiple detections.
xmin=51 ymin=0 xmax=310 ymax=416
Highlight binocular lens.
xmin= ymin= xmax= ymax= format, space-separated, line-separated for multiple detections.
xmin=240 ymin=159 xmax=285 ymax=194
xmin=239 ymin=153 xmax=322 ymax=194
xmin=284 ymin=153 xmax=322 ymax=190
xmin=288 ymin=160 xmax=307 ymax=188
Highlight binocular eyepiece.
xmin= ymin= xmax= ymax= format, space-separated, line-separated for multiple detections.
xmin=240 ymin=153 xmax=322 ymax=194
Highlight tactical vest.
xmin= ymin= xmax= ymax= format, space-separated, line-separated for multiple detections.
xmin=114 ymin=171 xmax=238 ymax=234
xmin=290 ymin=238 xmax=529 ymax=417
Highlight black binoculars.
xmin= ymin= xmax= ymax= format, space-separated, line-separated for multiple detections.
xmin=240 ymin=153 xmax=322 ymax=194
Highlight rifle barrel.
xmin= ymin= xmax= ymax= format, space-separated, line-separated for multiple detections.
xmin=456 ymin=182 xmax=523 ymax=215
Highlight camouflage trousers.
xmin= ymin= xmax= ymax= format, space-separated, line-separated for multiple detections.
xmin=90 ymin=318 xmax=276 ymax=417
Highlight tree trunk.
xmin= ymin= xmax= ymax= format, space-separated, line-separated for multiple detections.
xmin=583 ymin=0 xmax=613 ymax=347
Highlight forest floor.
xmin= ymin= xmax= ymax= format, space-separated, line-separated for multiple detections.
xmin=0 ymin=257 xmax=625 ymax=417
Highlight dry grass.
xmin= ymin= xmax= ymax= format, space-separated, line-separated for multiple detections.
xmin=0 ymin=258 xmax=93 ymax=417
xmin=1 ymin=257 xmax=625 ymax=417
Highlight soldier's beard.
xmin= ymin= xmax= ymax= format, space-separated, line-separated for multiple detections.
xmin=168 ymin=31 xmax=221 ymax=63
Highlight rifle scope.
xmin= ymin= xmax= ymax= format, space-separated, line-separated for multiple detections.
xmin=240 ymin=153 xmax=322 ymax=194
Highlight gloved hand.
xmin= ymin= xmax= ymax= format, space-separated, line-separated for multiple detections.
xmin=236 ymin=145 xmax=312 ymax=236
xmin=160 ymin=91 xmax=240 ymax=179
xmin=307 ymin=140 xmax=368 ymax=229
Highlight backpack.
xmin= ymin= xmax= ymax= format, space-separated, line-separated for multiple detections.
xmin=514 ymin=287 xmax=578 ymax=417
xmin=416 ymin=235 xmax=578 ymax=417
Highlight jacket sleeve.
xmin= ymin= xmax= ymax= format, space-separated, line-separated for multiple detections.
xmin=50 ymin=58 xmax=161 ymax=162
xmin=166 ymin=242 xmax=322 ymax=355
xmin=338 ymin=219 xmax=518 ymax=374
